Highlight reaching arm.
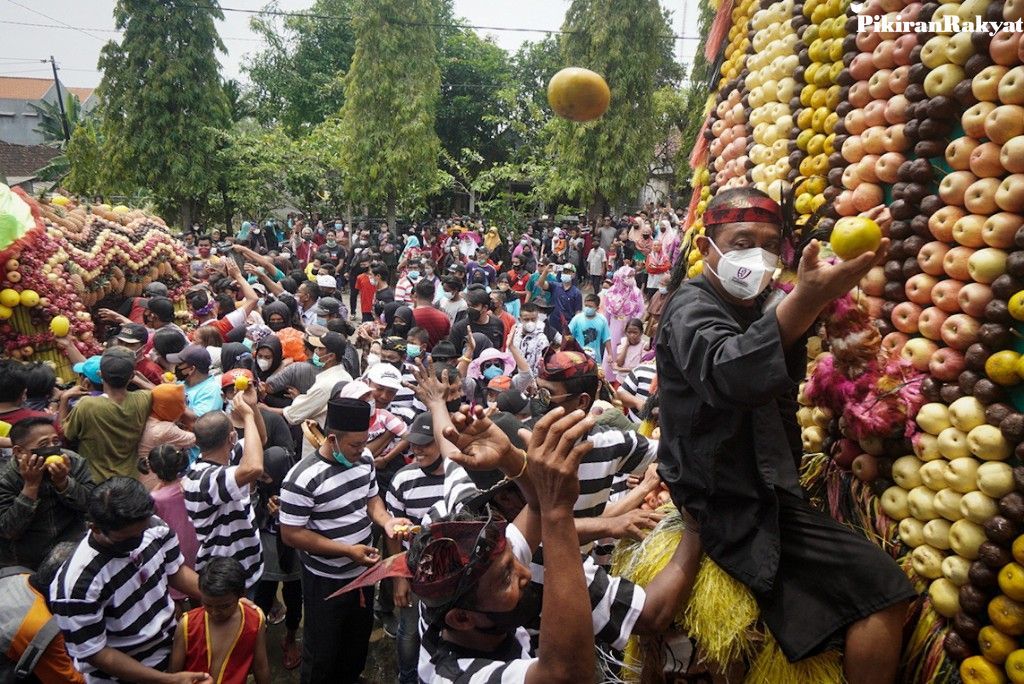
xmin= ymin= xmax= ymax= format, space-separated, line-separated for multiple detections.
xmin=252 ymin=623 xmax=271 ymax=684
xmin=168 ymin=565 xmax=201 ymax=602
xmin=224 ymin=258 xmax=259 ymax=316
xmin=89 ymin=647 xmax=210 ymax=684
xmin=631 ymin=514 xmax=703 ymax=634
xmin=231 ymin=396 xmax=265 ymax=487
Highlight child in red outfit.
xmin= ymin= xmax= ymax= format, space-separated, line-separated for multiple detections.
xmin=170 ymin=557 xmax=270 ymax=684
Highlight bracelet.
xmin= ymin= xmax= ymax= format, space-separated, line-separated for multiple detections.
xmin=510 ymin=448 xmax=528 ymax=479
xmin=458 ymin=355 xmax=471 ymax=364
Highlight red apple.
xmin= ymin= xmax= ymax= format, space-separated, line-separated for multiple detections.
xmin=876 ymin=152 xmax=905 ymax=183
xmin=947 ymin=137 xmax=981 ymax=171
xmin=919 ymin=306 xmax=950 ymax=340
xmin=852 ymin=453 xmax=880 ymax=482
xmin=861 ymin=266 xmax=887 ymax=296
xmin=944 ymin=246 xmax=977 ymax=281
xmin=953 ymin=214 xmax=988 ymax=247
xmin=920 ymin=241 xmax=953 ymax=276
xmin=985 ymin=105 xmax=1024 ymax=145
xmin=995 ymin=175 xmax=1024 ymax=213
xmin=965 ymin=178 xmax=1003 ymax=215
xmin=982 ymin=213 xmax=1023 ymax=249
xmin=932 ymin=279 xmax=966 ymax=313
xmin=941 ymin=313 xmax=982 ymax=350
xmin=1001 ymin=136 xmax=1024 ymax=174
xmin=958 ymin=282 xmax=994 ymax=318
xmin=931 ymin=206 xmax=966 ymax=242
xmin=882 ymin=331 xmax=910 ymax=356
xmin=834 ymin=438 xmax=861 ymax=469
xmin=906 ymin=273 xmax=940 ymax=305
xmin=963 ymin=102 xmax=998 ymax=137
xmin=940 ymin=171 xmax=979 ymax=207
xmin=930 ymin=347 xmax=968 ymax=381
xmin=892 ymin=301 xmax=924 ymax=334
xmin=990 ymin=31 xmax=1023 ymax=66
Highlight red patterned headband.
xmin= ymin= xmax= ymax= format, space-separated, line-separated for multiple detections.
xmin=703 ymin=196 xmax=782 ymax=228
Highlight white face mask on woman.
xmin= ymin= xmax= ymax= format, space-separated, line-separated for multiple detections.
xmin=704 ymin=239 xmax=778 ymax=301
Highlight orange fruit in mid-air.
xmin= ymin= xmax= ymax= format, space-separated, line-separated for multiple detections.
xmin=830 ymin=216 xmax=882 ymax=260
xmin=961 ymin=655 xmax=1008 ymax=684
xmin=547 ymin=67 xmax=611 ymax=122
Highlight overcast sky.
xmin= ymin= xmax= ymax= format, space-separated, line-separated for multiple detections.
xmin=0 ymin=0 xmax=700 ymax=89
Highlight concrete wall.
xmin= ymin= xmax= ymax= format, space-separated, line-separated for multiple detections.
xmin=0 ymin=84 xmax=95 ymax=146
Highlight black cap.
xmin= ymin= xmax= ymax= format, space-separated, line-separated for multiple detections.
xmin=326 ymin=398 xmax=372 ymax=433
xmin=496 ymin=390 xmax=529 ymax=415
xmin=308 ymin=331 xmax=348 ymax=358
xmin=407 ymin=412 xmax=435 ymax=446
xmin=144 ymin=296 xmax=175 ymax=322
xmin=177 ymin=344 xmax=212 ymax=373
xmin=431 ymin=340 xmax=458 ymax=362
xmin=316 ymin=297 xmax=343 ymax=316
xmin=143 ymin=281 xmax=169 ymax=297
xmin=99 ymin=347 xmax=136 ymax=385
xmin=117 ymin=323 xmax=149 ymax=345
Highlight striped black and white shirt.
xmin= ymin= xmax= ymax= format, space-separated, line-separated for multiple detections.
xmin=621 ymin=363 xmax=656 ymax=422
xmin=279 ymin=450 xmax=378 ymax=580
xmin=50 ymin=520 xmax=183 ymax=683
xmin=183 ymin=459 xmax=263 ymax=590
xmin=386 ymin=463 xmax=445 ymax=544
xmin=418 ymin=523 xmax=646 ymax=683
xmin=575 ymin=426 xmax=657 ymax=519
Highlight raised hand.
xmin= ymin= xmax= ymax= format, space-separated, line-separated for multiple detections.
xmin=442 ymin=406 xmax=513 ymax=472
xmin=797 ymin=238 xmax=889 ymax=307
xmin=525 ymin=407 xmax=595 ymax=510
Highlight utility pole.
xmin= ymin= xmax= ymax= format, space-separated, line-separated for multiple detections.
xmin=49 ymin=56 xmax=71 ymax=143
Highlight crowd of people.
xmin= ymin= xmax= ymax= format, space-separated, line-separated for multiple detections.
xmin=0 ymin=189 xmax=911 ymax=684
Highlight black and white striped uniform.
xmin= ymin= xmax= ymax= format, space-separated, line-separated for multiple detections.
xmin=279 ymin=450 xmax=378 ymax=580
xmin=418 ymin=522 xmax=646 ymax=683
xmin=183 ymin=459 xmax=263 ymax=589
xmin=49 ymin=520 xmax=183 ymax=683
xmin=621 ymin=363 xmax=656 ymax=422
xmin=389 ymin=363 xmax=426 ymax=425
xmin=574 ymin=426 xmax=658 ymax=519
xmin=386 ymin=463 xmax=445 ymax=531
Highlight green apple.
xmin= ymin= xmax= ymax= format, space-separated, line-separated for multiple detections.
xmin=921 ymin=460 xmax=951 ymax=491
xmin=968 ymin=424 xmax=1012 ymax=460
xmin=912 ymin=544 xmax=946 ymax=579
xmin=949 ymin=518 xmax=988 ymax=559
xmin=917 ymin=402 xmax=953 ymax=435
xmin=946 ymin=457 xmax=981 ymax=494
xmin=941 ymin=554 xmax=972 ymax=587
xmin=899 ymin=517 xmax=927 ymax=548
xmin=934 ymin=488 xmax=965 ymax=521
xmin=928 ymin=577 xmax=961 ymax=618
xmin=960 ymin=490 xmax=999 ymax=524
xmin=937 ymin=427 xmax=971 ymax=460
xmin=948 ymin=396 xmax=987 ymax=432
xmin=881 ymin=486 xmax=911 ymax=520
xmin=909 ymin=486 xmax=939 ymax=521
xmin=977 ymin=461 xmax=1015 ymax=498
xmin=892 ymin=455 xmax=924 ymax=490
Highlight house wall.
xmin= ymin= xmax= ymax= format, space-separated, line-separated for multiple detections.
xmin=0 ymin=84 xmax=95 ymax=146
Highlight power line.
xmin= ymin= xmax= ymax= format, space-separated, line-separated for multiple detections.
xmin=5 ymin=0 xmax=105 ymax=41
xmin=186 ymin=2 xmax=702 ymax=42
xmin=0 ymin=19 xmax=262 ymax=42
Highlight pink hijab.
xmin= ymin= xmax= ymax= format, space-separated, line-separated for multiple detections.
xmin=604 ymin=266 xmax=644 ymax=319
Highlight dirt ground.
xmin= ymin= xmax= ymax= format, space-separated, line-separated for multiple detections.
xmin=265 ymin=621 xmax=398 ymax=683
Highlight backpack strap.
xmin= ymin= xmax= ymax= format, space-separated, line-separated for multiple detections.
xmin=14 ymin=616 xmax=60 ymax=679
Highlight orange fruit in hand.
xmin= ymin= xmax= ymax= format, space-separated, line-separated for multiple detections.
xmin=547 ymin=67 xmax=611 ymax=122
xmin=830 ymin=216 xmax=882 ymax=260
xmin=991 ymin=595 xmax=1024 ymax=637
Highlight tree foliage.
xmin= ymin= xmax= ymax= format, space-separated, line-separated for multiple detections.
xmin=95 ymin=0 xmax=230 ymax=224
xmin=63 ymin=119 xmax=106 ymax=198
xmin=244 ymin=0 xmax=356 ymax=135
xmin=28 ymin=93 xmax=85 ymax=145
xmin=216 ymin=121 xmax=291 ymax=220
xmin=338 ymin=0 xmax=442 ymax=226
xmin=545 ymin=0 xmax=681 ymax=210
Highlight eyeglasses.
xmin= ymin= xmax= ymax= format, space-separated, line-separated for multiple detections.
xmin=439 ymin=506 xmax=504 ymax=615
xmin=535 ymin=387 xmax=573 ymax=407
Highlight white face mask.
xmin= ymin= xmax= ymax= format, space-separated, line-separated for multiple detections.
xmin=705 ymin=239 xmax=777 ymax=301
xmin=366 ymin=353 xmax=381 ymax=368
xmin=522 ymin=321 xmax=537 ymax=333
xmin=257 ymin=358 xmax=272 ymax=371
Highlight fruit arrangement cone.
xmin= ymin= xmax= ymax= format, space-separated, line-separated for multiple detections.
xmin=0 ymin=184 xmax=190 ymax=379
xmin=659 ymin=0 xmax=1024 ymax=679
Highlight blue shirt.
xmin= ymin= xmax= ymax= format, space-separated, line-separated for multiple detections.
xmin=550 ymin=283 xmax=582 ymax=334
xmin=569 ymin=312 xmax=611 ymax=363
xmin=504 ymin=297 xmax=521 ymax=319
xmin=185 ymin=375 xmax=223 ymax=417
xmin=526 ymin=273 xmax=553 ymax=306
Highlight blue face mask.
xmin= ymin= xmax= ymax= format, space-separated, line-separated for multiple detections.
xmin=408 ymin=271 xmax=421 ymax=281
xmin=407 ymin=343 xmax=421 ymax=359
xmin=560 ymin=274 xmax=573 ymax=284
xmin=316 ymin=317 xmax=327 ymax=326
xmin=311 ymin=352 xmax=324 ymax=368
xmin=584 ymin=306 xmax=597 ymax=317
xmin=482 ymin=365 xmax=503 ymax=381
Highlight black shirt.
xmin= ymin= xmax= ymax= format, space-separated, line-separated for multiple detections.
xmin=448 ymin=313 xmax=505 ymax=352
xmin=655 ymin=275 xmax=804 ymax=594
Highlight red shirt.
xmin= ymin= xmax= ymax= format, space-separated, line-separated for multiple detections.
xmin=356 ymin=273 xmax=377 ymax=314
xmin=498 ymin=310 xmax=516 ymax=350
xmin=411 ymin=306 xmax=452 ymax=350
xmin=136 ymin=358 xmax=164 ymax=385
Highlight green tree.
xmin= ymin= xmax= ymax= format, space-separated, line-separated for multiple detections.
xmin=244 ymin=0 xmax=356 ymax=135
xmin=215 ymin=121 xmax=291 ymax=223
xmin=63 ymin=119 xmax=107 ymax=198
xmin=28 ymin=93 xmax=85 ymax=144
xmin=546 ymin=0 xmax=681 ymax=214
xmin=223 ymin=79 xmax=255 ymax=123
xmin=96 ymin=0 xmax=230 ymax=226
xmin=436 ymin=28 xmax=512 ymax=168
xmin=338 ymin=0 xmax=441 ymax=230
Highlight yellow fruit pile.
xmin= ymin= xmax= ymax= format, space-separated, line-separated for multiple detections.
xmin=790 ymin=0 xmax=845 ymax=216
xmin=745 ymin=0 xmax=799 ymax=202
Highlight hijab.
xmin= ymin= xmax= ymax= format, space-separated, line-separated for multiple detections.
xmin=151 ymin=383 xmax=187 ymax=423
xmin=220 ymin=342 xmax=253 ymax=373
xmin=604 ymin=266 xmax=644 ymax=319
xmin=484 ymin=227 xmax=502 ymax=253
xmin=255 ymin=335 xmax=284 ymax=381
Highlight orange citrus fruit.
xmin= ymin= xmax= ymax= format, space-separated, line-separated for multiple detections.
xmin=991 ymin=595 xmax=1024 ymax=637
xmin=980 ymin=625 xmax=1018 ymax=665
xmin=962 ymin=655 xmax=1009 ymax=684
xmin=547 ymin=67 xmax=611 ymax=122
xmin=830 ymin=216 xmax=883 ymax=260
xmin=1002 ymin=563 xmax=1024 ymax=602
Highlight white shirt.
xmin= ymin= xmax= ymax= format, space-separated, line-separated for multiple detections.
xmin=282 ymin=364 xmax=353 ymax=456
